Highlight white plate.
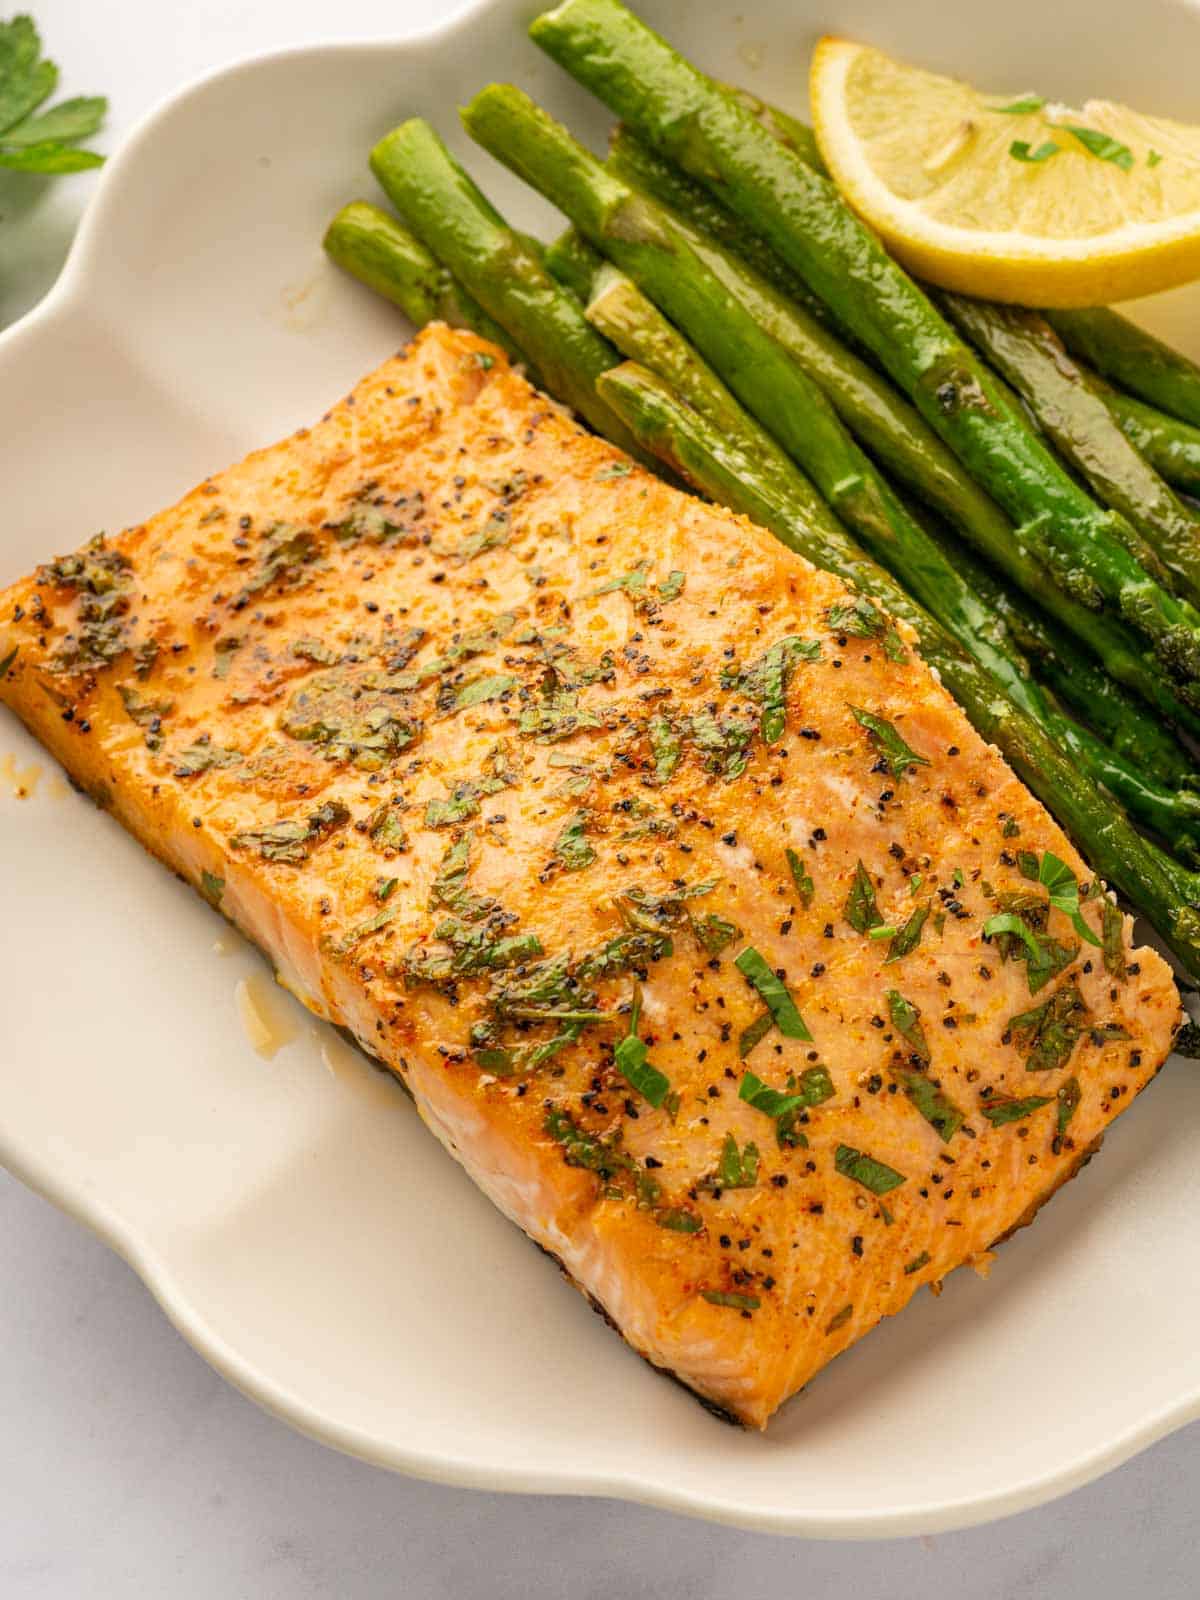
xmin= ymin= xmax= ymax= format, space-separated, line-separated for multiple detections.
xmin=3 ymin=0 xmax=1200 ymax=1539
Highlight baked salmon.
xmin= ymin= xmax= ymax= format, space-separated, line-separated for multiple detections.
xmin=0 ymin=323 xmax=1180 ymax=1427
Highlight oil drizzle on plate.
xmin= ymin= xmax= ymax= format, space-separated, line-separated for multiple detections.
xmin=317 ymin=1028 xmax=406 ymax=1107
xmin=0 ymin=752 xmax=42 ymax=798
xmin=235 ymin=973 xmax=301 ymax=1059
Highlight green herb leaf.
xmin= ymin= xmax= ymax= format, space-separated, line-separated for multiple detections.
xmin=0 ymin=644 xmax=16 ymax=679
xmin=1100 ymin=893 xmax=1126 ymax=978
xmin=886 ymin=989 xmax=930 ymax=1063
xmin=978 ymin=1092 xmax=1053 ymax=1127
xmin=711 ymin=1131 xmax=759 ymax=1190
xmin=721 ymin=634 xmax=820 ymax=743
xmin=849 ymin=705 xmax=929 ymax=778
xmin=884 ymin=902 xmax=929 ymax=964
xmin=1008 ymin=979 xmax=1088 ymax=1073
xmin=739 ymin=1066 xmax=833 ymax=1122
xmin=904 ymin=1251 xmax=931 ymax=1276
xmin=735 ymin=947 xmax=812 ymax=1041
xmin=844 ymin=859 xmax=883 ymax=934
xmin=1055 ymin=1076 xmax=1082 ymax=1147
xmin=200 ymin=870 xmax=225 ymax=907
xmin=834 ymin=1143 xmax=906 ymax=1195
xmin=1148 ymin=148 xmax=1164 ymax=168
xmin=332 ymin=902 xmax=402 ymax=956
xmin=892 ymin=1068 xmax=966 ymax=1143
xmin=992 ymin=93 xmax=1045 ymax=114
xmin=701 ymin=1289 xmax=760 ymax=1311
xmin=786 ymin=847 xmax=814 ymax=908
xmin=656 ymin=570 xmax=686 ymax=603
xmin=553 ymin=810 xmax=597 ymax=872
xmin=983 ymin=909 xmax=1077 ymax=994
xmin=452 ymin=673 xmax=518 ymax=712
xmin=2 ymin=92 xmax=105 ymax=146
xmin=738 ymin=1011 xmax=774 ymax=1057
xmin=231 ymin=801 xmax=349 ymax=864
xmin=656 ymin=1207 xmax=703 ymax=1233
xmin=825 ymin=597 xmax=906 ymax=662
xmin=648 ymin=713 xmax=681 ymax=784
xmin=613 ymin=985 xmax=672 ymax=1108
xmin=1036 ymin=851 xmax=1102 ymax=947
xmin=1060 ymin=123 xmax=1134 ymax=171
xmin=1010 ymin=139 xmax=1060 ymax=163
xmin=825 ymin=1303 xmax=853 ymax=1334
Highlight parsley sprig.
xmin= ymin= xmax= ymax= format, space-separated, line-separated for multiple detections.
xmin=0 ymin=16 xmax=106 ymax=176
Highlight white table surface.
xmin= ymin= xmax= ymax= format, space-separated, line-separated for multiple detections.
xmin=2 ymin=3 xmax=1197 ymax=1593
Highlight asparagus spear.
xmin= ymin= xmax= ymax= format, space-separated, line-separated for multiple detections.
xmin=599 ymin=360 xmax=1200 ymax=974
xmin=323 ymin=201 xmax=538 ymax=373
xmin=1047 ymin=308 xmax=1200 ymax=432
xmin=601 ymin=131 xmax=1200 ymax=742
xmin=607 ymin=124 xmax=818 ymax=312
xmin=530 ymin=0 xmax=1200 ymax=691
xmin=941 ymin=295 xmax=1200 ymax=609
xmin=579 ymin=260 xmax=1200 ymax=860
xmin=543 ymin=226 xmax=604 ymax=301
xmin=1101 ymin=388 xmax=1200 ymax=500
xmin=367 ymin=119 xmax=641 ymax=456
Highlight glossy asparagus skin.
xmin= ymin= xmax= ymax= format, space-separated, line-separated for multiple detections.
xmin=529 ymin=0 xmax=1200 ymax=690
xmin=1047 ymin=307 xmax=1200 ymax=431
xmin=580 ymin=262 xmax=1200 ymax=857
xmin=607 ymin=125 xmax=819 ymax=312
xmin=598 ymin=360 xmax=1200 ymax=975
xmin=543 ymin=226 xmax=605 ymax=300
xmin=942 ymin=295 xmax=1200 ymax=608
xmin=368 ymin=119 xmax=640 ymax=455
xmin=323 ymin=201 xmax=535 ymax=370
xmin=1102 ymin=388 xmax=1200 ymax=499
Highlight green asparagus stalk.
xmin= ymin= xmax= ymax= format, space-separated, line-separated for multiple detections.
xmin=606 ymin=124 xmax=820 ymax=315
xmin=723 ymin=85 xmax=827 ymax=174
xmin=530 ymin=0 xmax=1200 ymax=692
xmin=1047 ymin=308 xmax=1200 ymax=432
xmin=323 ymin=201 xmax=539 ymax=375
xmin=1101 ymin=387 xmax=1200 ymax=500
xmin=941 ymin=295 xmax=1200 ymax=609
xmin=367 ymin=119 xmax=641 ymax=456
xmin=579 ymin=259 xmax=1200 ymax=861
xmin=606 ymin=133 xmax=1200 ymax=741
xmin=543 ymin=226 xmax=604 ymax=301
xmin=598 ymin=360 xmax=1200 ymax=973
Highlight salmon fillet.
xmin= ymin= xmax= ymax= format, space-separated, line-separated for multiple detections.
xmin=0 ymin=323 xmax=1180 ymax=1427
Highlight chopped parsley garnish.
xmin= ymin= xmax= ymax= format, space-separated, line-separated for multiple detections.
xmin=904 ymin=1251 xmax=931 ymax=1276
xmin=594 ymin=461 xmax=633 ymax=480
xmin=1055 ymin=1076 xmax=1082 ymax=1149
xmin=366 ymin=802 xmax=408 ymax=854
xmin=849 ymin=706 xmax=930 ymax=778
xmin=721 ymin=635 xmax=820 ymax=743
xmin=553 ymin=810 xmax=597 ymax=872
xmin=886 ymin=989 xmax=930 ymax=1063
xmin=786 ymin=847 xmax=815 ymax=908
xmin=1100 ymin=893 xmax=1126 ymax=978
xmin=1008 ymin=979 xmax=1088 ymax=1073
xmin=740 ymin=1065 xmax=832 ymax=1146
xmin=452 ymin=673 xmax=518 ymax=712
xmin=648 ymin=713 xmax=681 ymax=784
xmin=117 ymin=684 xmax=174 ymax=751
xmin=332 ymin=903 xmax=402 ymax=956
xmin=688 ymin=706 xmax=754 ymax=780
xmin=710 ymin=1132 xmax=759 ymax=1190
xmin=825 ymin=1303 xmax=853 ymax=1334
xmin=1059 ymin=124 xmax=1134 ymax=171
xmin=992 ymin=93 xmax=1045 ymax=114
xmin=230 ymin=800 xmax=349 ymax=864
xmin=978 ymin=1091 xmax=1053 ymax=1127
xmin=825 ymin=598 xmax=906 ymax=662
xmin=701 ymin=1289 xmax=760 ymax=1311
xmin=173 ymin=740 xmax=242 ymax=778
xmin=200 ymin=871 xmax=225 ymax=907
xmin=983 ymin=901 xmax=1078 ymax=994
xmin=893 ymin=1068 xmax=966 ymax=1144
xmin=1010 ymin=139 xmax=1060 ymax=163
xmin=884 ymin=902 xmax=929 ymax=964
xmin=612 ymin=985 xmax=672 ymax=1109
xmin=735 ymin=947 xmax=812 ymax=1043
xmin=656 ymin=1208 xmax=703 ymax=1234
xmin=844 ymin=859 xmax=883 ymax=933
xmin=0 ymin=645 xmax=17 ymax=680
xmin=1025 ymin=852 xmax=1102 ymax=947
xmin=1148 ymin=149 xmax=1164 ymax=168
xmin=834 ymin=1144 xmax=906 ymax=1195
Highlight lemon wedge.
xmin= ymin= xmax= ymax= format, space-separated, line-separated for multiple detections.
xmin=809 ymin=37 xmax=1200 ymax=305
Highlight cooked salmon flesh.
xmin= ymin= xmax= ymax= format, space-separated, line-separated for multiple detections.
xmin=0 ymin=324 xmax=1179 ymax=1426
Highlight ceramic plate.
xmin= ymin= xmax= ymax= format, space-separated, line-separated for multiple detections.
xmin=3 ymin=0 xmax=1200 ymax=1538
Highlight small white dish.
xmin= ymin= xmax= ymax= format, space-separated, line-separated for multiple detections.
xmin=3 ymin=0 xmax=1200 ymax=1538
